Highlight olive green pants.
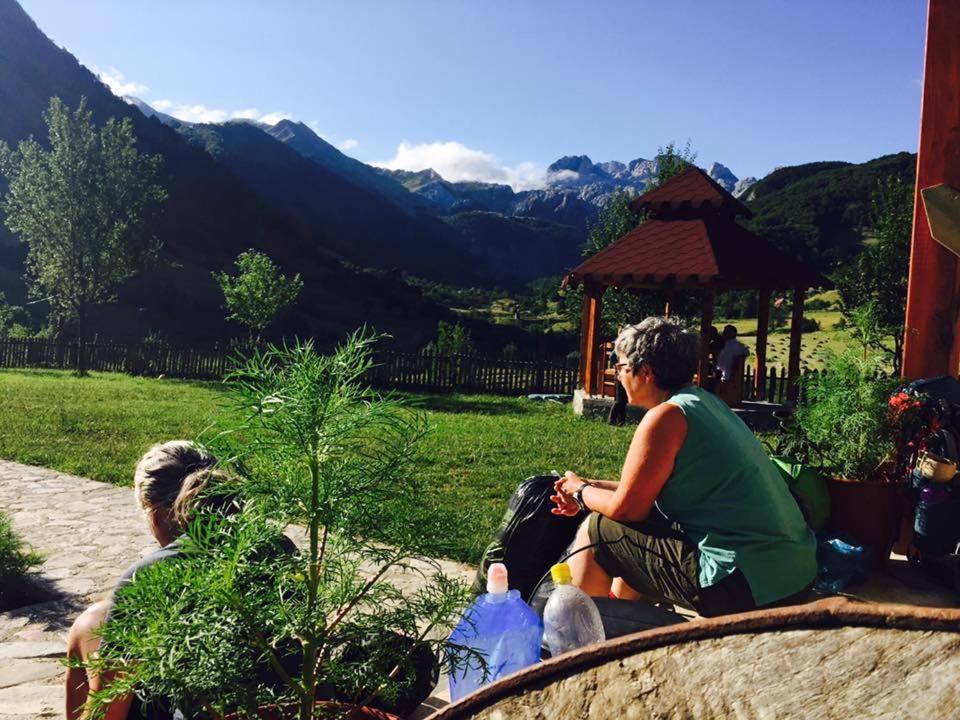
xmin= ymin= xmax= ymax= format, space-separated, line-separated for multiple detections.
xmin=587 ymin=512 xmax=811 ymax=617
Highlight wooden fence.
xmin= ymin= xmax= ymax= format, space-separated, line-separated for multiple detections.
xmin=365 ymin=351 xmax=579 ymax=395
xmin=741 ymin=365 xmax=825 ymax=405
xmin=0 ymin=337 xmax=856 ymax=401
xmin=0 ymin=338 xmax=581 ymax=396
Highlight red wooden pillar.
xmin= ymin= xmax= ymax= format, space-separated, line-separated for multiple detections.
xmin=902 ymin=0 xmax=960 ymax=379
xmin=697 ymin=286 xmax=716 ymax=387
xmin=786 ymin=287 xmax=805 ymax=402
xmin=579 ymin=282 xmax=604 ymax=395
xmin=754 ymin=288 xmax=771 ymax=401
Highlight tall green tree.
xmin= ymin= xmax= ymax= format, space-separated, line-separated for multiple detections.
xmin=422 ymin=320 xmax=475 ymax=355
xmin=835 ymin=176 xmax=913 ymax=374
xmin=650 ymin=140 xmax=698 ymax=189
xmin=214 ymin=249 xmax=303 ymax=342
xmin=0 ymin=97 xmax=166 ymax=374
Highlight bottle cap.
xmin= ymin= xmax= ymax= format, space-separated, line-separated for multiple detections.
xmin=550 ymin=563 xmax=572 ymax=585
xmin=486 ymin=563 xmax=509 ymax=594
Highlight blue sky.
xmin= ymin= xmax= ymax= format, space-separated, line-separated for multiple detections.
xmin=20 ymin=0 xmax=925 ymax=188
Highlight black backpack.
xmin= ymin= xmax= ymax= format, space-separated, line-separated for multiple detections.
xmin=472 ymin=475 xmax=586 ymax=602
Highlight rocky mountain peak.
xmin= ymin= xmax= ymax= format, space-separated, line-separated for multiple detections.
xmin=733 ymin=176 xmax=758 ymax=198
xmin=707 ymin=162 xmax=738 ymax=192
xmin=547 ymin=154 xmax=598 ymax=175
xmin=124 ymin=96 xmax=181 ymax=127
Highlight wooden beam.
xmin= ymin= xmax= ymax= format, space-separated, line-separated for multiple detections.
xmin=755 ymin=288 xmax=771 ymax=400
xmin=787 ymin=288 xmax=805 ymax=402
xmin=903 ymin=0 xmax=960 ymax=379
xmin=664 ymin=288 xmax=675 ymax=318
xmin=579 ymin=283 xmax=605 ymax=395
xmin=698 ymin=287 xmax=716 ymax=388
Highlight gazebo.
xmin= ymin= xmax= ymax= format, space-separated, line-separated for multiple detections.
xmin=563 ymin=166 xmax=827 ymax=405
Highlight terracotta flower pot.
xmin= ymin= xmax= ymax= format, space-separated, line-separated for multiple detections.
xmin=224 ymin=702 xmax=400 ymax=720
xmin=825 ymin=476 xmax=904 ymax=568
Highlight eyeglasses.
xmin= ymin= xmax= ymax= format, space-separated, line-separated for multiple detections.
xmin=614 ymin=362 xmax=631 ymax=375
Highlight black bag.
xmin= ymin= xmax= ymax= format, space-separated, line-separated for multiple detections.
xmin=472 ymin=475 xmax=586 ymax=602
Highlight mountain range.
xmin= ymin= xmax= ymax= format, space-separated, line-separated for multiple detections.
xmin=0 ymin=0 xmax=915 ymax=350
xmin=150 ymin=98 xmax=760 ymax=235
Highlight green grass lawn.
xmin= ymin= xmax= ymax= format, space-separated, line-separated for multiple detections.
xmin=0 ymin=369 xmax=631 ymax=562
xmin=0 ymin=370 xmax=221 ymax=484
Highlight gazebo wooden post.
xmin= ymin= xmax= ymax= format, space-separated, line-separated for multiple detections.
xmin=786 ymin=287 xmax=805 ymax=402
xmin=754 ymin=288 xmax=771 ymax=400
xmin=664 ymin=287 xmax=675 ymax=319
xmin=902 ymin=0 xmax=960 ymax=379
xmin=697 ymin=286 xmax=716 ymax=387
xmin=579 ymin=282 xmax=605 ymax=395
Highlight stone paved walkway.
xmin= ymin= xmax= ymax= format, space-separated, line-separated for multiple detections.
xmin=0 ymin=459 xmax=473 ymax=719
xmin=2 ymin=459 xmax=957 ymax=719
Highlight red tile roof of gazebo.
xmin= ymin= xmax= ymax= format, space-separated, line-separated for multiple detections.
xmin=565 ymin=216 xmax=824 ymax=289
xmin=565 ymin=166 xmax=828 ymax=290
xmin=629 ymin=166 xmax=753 ymax=218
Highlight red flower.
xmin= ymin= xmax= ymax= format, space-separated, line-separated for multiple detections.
xmin=888 ymin=391 xmax=921 ymax=418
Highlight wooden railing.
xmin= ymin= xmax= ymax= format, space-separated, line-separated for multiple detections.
xmin=0 ymin=338 xmax=580 ymax=396
xmin=365 ymin=351 xmax=578 ymax=395
xmin=741 ymin=365 xmax=825 ymax=405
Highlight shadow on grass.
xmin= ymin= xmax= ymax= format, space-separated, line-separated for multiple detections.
xmin=403 ymin=393 xmax=535 ymax=416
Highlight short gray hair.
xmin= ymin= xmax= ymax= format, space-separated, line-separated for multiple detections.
xmin=614 ymin=317 xmax=699 ymax=392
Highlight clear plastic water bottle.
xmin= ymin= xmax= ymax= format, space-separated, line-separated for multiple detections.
xmin=446 ymin=563 xmax=543 ymax=702
xmin=543 ymin=562 xmax=605 ymax=656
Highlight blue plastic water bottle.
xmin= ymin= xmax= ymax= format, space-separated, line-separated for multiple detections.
xmin=446 ymin=563 xmax=543 ymax=702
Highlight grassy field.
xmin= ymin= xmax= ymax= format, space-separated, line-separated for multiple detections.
xmin=716 ymin=313 xmax=851 ymax=371
xmin=0 ymin=369 xmax=631 ymax=562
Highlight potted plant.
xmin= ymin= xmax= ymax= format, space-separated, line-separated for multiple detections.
xmin=81 ymin=331 xmax=476 ymax=719
xmin=785 ymin=351 xmax=904 ymax=565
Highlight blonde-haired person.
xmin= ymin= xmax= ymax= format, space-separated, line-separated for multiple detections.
xmin=551 ymin=317 xmax=816 ymax=617
xmin=65 ymin=441 xmax=236 ymax=720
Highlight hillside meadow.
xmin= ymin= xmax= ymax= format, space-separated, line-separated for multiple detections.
xmin=0 ymin=369 xmax=631 ymax=562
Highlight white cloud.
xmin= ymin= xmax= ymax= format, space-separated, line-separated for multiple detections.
xmin=151 ymin=100 xmax=228 ymax=123
xmin=547 ymin=169 xmax=579 ymax=184
xmin=95 ymin=66 xmax=148 ymax=97
xmin=374 ymin=141 xmax=547 ymax=191
xmin=258 ymin=111 xmax=290 ymax=126
xmin=338 ymin=138 xmax=359 ymax=152
xmin=148 ymin=100 xmax=289 ymax=126
xmin=229 ymin=108 xmax=262 ymax=120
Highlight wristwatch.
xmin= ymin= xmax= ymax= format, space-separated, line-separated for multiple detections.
xmin=573 ymin=482 xmax=590 ymax=512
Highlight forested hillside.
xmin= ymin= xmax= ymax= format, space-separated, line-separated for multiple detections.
xmin=743 ymin=152 xmax=916 ymax=273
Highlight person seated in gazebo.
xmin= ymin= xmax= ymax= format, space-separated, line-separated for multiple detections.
xmin=550 ymin=317 xmax=815 ymax=617
xmin=716 ymin=324 xmax=749 ymax=382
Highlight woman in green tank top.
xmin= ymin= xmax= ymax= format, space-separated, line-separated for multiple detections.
xmin=551 ymin=318 xmax=816 ymax=616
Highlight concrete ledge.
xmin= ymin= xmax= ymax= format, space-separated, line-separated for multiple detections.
xmin=572 ymin=389 xmax=646 ymax=423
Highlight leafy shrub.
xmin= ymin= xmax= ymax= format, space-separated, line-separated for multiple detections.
xmin=805 ymin=298 xmax=832 ymax=311
xmin=0 ymin=510 xmax=42 ymax=606
xmin=425 ymin=320 xmax=475 ymax=355
xmin=785 ymin=352 xmax=900 ymax=479
xmin=84 ymin=332 xmax=474 ymax=720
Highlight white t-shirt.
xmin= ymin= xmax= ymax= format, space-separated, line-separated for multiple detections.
xmin=716 ymin=339 xmax=749 ymax=381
